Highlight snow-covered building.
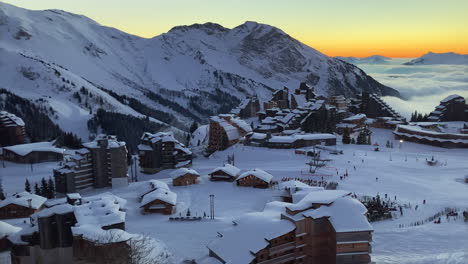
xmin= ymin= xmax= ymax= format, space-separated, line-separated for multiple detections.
xmin=171 ymin=168 xmax=200 ymax=186
xmin=264 ymin=87 xmax=290 ymax=110
xmin=1 ymin=141 xmax=65 ymax=164
xmin=236 ymin=168 xmax=273 ymax=188
xmin=328 ymin=95 xmax=348 ymax=112
xmin=230 ymin=96 xmax=260 ymax=118
xmin=207 ymin=114 xmax=252 ymax=152
xmin=54 ymin=135 xmax=128 ymax=194
xmin=8 ymin=193 xmax=130 ymax=264
xmin=393 ymin=124 xmax=468 ymax=148
xmin=290 ymin=82 xmax=316 ymax=109
xmin=208 ymin=164 xmax=241 ymax=182
xmin=206 ymin=189 xmax=373 ymax=264
xmin=0 ymin=192 xmax=46 ymax=219
xmin=427 ymin=94 xmax=468 ymax=122
xmin=267 ymin=133 xmax=337 ymax=149
xmin=360 ymin=92 xmax=403 ymax=120
xmin=138 ymin=132 xmax=192 ymax=174
xmin=0 ymin=111 xmax=26 ymax=147
xmin=140 ymin=188 xmax=177 ymax=215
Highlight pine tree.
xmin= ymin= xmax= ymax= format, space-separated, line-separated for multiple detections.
xmin=40 ymin=178 xmax=48 ymax=197
xmin=186 ymin=209 xmax=191 ymax=217
xmin=25 ymin=179 xmax=31 ymax=193
xmin=47 ymin=177 xmax=55 ymax=199
xmin=342 ymin=129 xmax=351 ymax=144
xmin=189 ymin=121 xmax=198 ymax=134
xmin=0 ymin=179 xmax=5 ymax=200
xmin=34 ymin=183 xmax=40 ymax=195
xmin=351 ymin=138 xmax=356 ymax=144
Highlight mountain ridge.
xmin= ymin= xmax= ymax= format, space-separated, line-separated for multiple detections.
xmin=0 ymin=2 xmax=400 ymax=140
xmin=403 ymin=52 xmax=468 ymax=65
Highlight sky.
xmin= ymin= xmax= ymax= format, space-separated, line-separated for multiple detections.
xmin=3 ymin=0 xmax=468 ymax=58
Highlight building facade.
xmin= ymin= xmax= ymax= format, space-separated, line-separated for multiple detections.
xmin=0 ymin=111 xmax=26 ymax=147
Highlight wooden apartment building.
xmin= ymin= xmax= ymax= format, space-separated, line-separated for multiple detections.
xmin=0 ymin=111 xmax=26 ymax=147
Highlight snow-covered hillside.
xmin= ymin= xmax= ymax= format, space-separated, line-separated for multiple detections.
xmin=0 ymin=2 xmax=399 ymax=139
xmin=403 ymin=52 xmax=468 ymax=65
xmin=336 ymin=55 xmax=392 ymax=65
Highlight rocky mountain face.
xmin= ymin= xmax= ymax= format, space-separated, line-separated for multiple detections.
xmin=0 ymin=2 xmax=400 ymax=139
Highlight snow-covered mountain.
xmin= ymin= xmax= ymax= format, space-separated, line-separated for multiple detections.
xmin=335 ymin=55 xmax=391 ymax=65
xmin=0 ymin=2 xmax=399 ymax=139
xmin=403 ymin=52 xmax=468 ymax=65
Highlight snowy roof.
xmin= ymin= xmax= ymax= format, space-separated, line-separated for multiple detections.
xmin=148 ymin=180 xmax=170 ymax=191
xmin=269 ymin=133 xmax=336 ymax=143
xmin=83 ymin=134 xmax=126 ymax=149
xmin=71 ymin=226 xmax=134 ymax=243
xmin=336 ymin=123 xmax=357 ymax=128
xmin=231 ymin=118 xmax=252 ymax=133
xmin=279 ymin=180 xmax=311 ymax=189
xmin=67 ymin=193 xmax=82 ymax=200
xmin=0 ymin=192 xmax=47 ymax=210
xmin=141 ymin=131 xmax=179 ymax=144
xmin=287 ymin=190 xmax=351 ymax=211
xmin=209 ymin=164 xmax=241 ymax=177
xmin=292 ymin=94 xmax=307 ymax=107
xmin=0 ymin=111 xmax=25 ymax=126
xmin=343 ymin=113 xmax=366 ymax=122
xmin=207 ymin=201 xmax=295 ymax=264
xmin=3 ymin=141 xmax=65 ymax=156
xmin=250 ymin=132 xmax=267 ymax=140
xmin=74 ymin=193 xmax=126 ymax=228
xmin=137 ymin=144 xmax=153 ymax=151
xmin=300 ymin=196 xmax=373 ymax=233
xmin=0 ymin=221 xmax=22 ymax=238
xmin=174 ymin=143 xmax=192 ymax=155
xmin=170 ymin=168 xmax=200 ymax=179
xmin=440 ymin=94 xmax=464 ymax=104
xmin=44 ymin=197 xmax=67 ymax=208
xmin=141 ymin=188 xmax=177 ymax=207
xmin=33 ymin=204 xmax=74 ymax=218
xmin=238 ymin=168 xmax=273 ymax=183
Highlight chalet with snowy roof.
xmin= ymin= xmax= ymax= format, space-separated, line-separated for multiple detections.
xmin=206 ymin=189 xmax=373 ymax=264
xmin=0 ymin=111 xmax=26 ymax=147
xmin=207 ymin=114 xmax=252 ymax=152
xmin=371 ymin=117 xmax=406 ymax=129
xmin=208 ymin=164 xmax=241 ymax=182
xmin=8 ymin=193 xmax=129 ymax=264
xmin=393 ymin=124 xmax=468 ymax=148
xmin=138 ymin=131 xmax=192 ymax=173
xmin=2 ymin=141 xmax=65 ymax=164
xmin=0 ymin=192 xmax=46 ymax=219
xmin=230 ymin=96 xmax=260 ymax=118
xmin=264 ymin=87 xmax=290 ymax=110
xmin=140 ymin=188 xmax=177 ymax=215
xmin=236 ymin=169 xmax=273 ymax=188
xmin=336 ymin=114 xmax=367 ymax=134
xmin=171 ymin=168 xmax=200 ymax=186
xmin=267 ymin=133 xmax=337 ymax=149
xmin=427 ymin=94 xmax=468 ymax=122
xmin=55 ymin=135 xmax=129 ymax=194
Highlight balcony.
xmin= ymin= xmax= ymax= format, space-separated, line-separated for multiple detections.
xmin=257 ymin=253 xmax=296 ymax=264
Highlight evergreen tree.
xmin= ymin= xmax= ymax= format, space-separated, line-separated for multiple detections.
xmin=351 ymin=138 xmax=356 ymax=144
xmin=34 ymin=183 xmax=40 ymax=195
xmin=25 ymin=179 xmax=31 ymax=193
xmin=186 ymin=209 xmax=191 ymax=217
xmin=0 ymin=179 xmax=5 ymax=200
xmin=189 ymin=121 xmax=198 ymax=134
xmin=342 ymin=129 xmax=351 ymax=144
xmin=40 ymin=178 xmax=48 ymax=197
xmin=47 ymin=177 xmax=55 ymax=199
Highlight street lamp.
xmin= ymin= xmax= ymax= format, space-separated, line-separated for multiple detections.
xmin=399 ymin=139 xmax=403 ymax=150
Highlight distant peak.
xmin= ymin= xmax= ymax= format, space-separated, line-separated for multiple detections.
xmin=168 ymin=22 xmax=228 ymax=34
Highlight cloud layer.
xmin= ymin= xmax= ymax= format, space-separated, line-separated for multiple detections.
xmin=357 ymin=59 xmax=468 ymax=119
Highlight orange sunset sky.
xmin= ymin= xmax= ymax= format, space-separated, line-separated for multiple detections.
xmin=3 ymin=0 xmax=468 ymax=58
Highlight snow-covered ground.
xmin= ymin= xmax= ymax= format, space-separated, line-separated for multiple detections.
xmin=1 ymin=128 xmax=467 ymax=263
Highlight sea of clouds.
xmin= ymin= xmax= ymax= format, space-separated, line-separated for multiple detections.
xmin=356 ymin=59 xmax=468 ymax=119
